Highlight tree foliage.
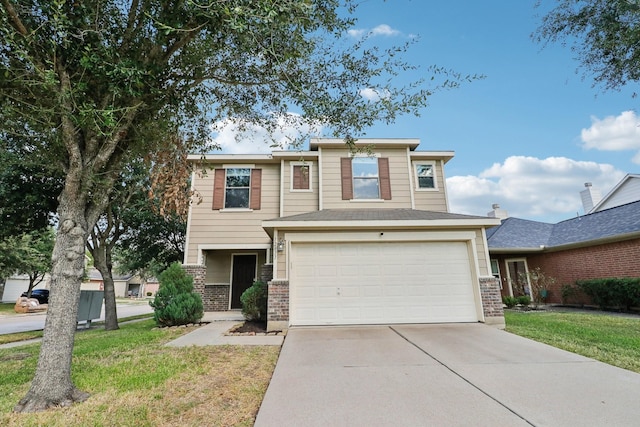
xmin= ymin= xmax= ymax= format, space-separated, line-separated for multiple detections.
xmin=1 ymin=0 xmax=475 ymax=413
xmin=0 ymin=229 xmax=54 ymax=291
xmin=535 ymin=0 xmax=640 ymax=91
xmin=0 ymin=141 xmax=63 ymax=240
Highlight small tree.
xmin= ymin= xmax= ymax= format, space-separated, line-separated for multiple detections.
xmin=150 ymin=263 xmax=203 ymax=327
xmin=518 ymin=267 xmax=557 ymax=309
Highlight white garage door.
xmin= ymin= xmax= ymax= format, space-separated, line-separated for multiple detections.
xmin=290 ymin=241 xmax=478 ymax=325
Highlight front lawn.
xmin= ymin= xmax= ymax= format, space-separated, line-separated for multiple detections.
xmin=0 ymin=320 xmax=280 ymax=426
xmin=0 ymin=303 xmax=17 ymax=315
xmin=505 ymin=310 xmax=640 ymax=373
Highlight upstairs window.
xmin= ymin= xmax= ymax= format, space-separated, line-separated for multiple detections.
xmin=225 ymin=168 xmax=251 ymax=208
xmin=212 ymin=168 xmax=262 ymax=210
xmin=352 ymin=157 xmax=379 ymax=199
xmin=341 ymin=156 xmax=391 ymax=200
xmin=414 ymin=163 xmax=436 ymax=190
xmin=291 ymin=162 xmax=312 ymax=191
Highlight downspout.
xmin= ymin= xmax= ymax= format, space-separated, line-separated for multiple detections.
xmin=406 ymin=147 xmax=415 ymax=209
xmin=183 ymin=170 xmax=196 ymax=264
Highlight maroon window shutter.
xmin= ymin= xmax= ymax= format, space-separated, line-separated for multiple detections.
xmin=212 ymin=169 xmax=225 ymax=210
xmin=378 ymin=158 xmax=392 ymax=200
xmin=293 ymin=165 xmax=310 ymax=190
xmin=250 ymin=169 xmax=262 ymax=210
xmin=341 ymin=158 xmax=353 ymax=200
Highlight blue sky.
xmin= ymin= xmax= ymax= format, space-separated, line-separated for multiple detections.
xmin=213 ymin=1 xmax=640 ymax=223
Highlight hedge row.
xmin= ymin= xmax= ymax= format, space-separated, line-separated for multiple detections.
xmin=575 ymin=278 xmax=640 ymax=311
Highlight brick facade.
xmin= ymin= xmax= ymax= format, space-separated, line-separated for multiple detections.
xmin=479 ymin=276 xmax=505 ymax=328
xmin=494 ymin=237 xmax=640 ymax=304
xmin=182 ymin=263 xmax=205 ymax=297
xmin=260 ymin=263 xmax=274 ymax=284
xmin=267 ymin=279 xmax=289 ymax=331
xmin=203 ymin=285 xmax=230 ymax=311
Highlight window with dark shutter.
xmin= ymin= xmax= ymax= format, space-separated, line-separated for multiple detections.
xmin=378 ymin=157 xmax=392 ymax=200
xmin=292 ymin=165 xmax=310 ymax=190
xmin=341 ymin=157 xmax=353 ymax=200
xmin=212 ymin=169 xmax=226 ymax=210
xmin=212 ymin=168 xmax=262 ymax=210
xmin=250 ymin=169 xmax=262 ymax=210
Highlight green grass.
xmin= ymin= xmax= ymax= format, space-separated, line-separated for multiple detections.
xmin=0 ymin=303 xmax=17 ymax=315
xmin=0 ymin=314 xmax=153 ymax=345
xmin=505 ymin=310 xmax=640 ymax=373
xmin=0 ymin=320 xmax=280 ymax=426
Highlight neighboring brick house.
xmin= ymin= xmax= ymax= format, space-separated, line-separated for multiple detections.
xmin=184 ymin=138 xmax=502 ymax=331
xmin=487 ymin=197 xmax=640 ymax=304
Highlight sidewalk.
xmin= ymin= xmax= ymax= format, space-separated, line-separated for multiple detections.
xmin=0 ymin=312 xmax=284 ymax=349
xmin=165 ymin=312 xmax=284 ymax=347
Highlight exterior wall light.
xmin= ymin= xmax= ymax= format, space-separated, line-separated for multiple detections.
xmin=276 ymin=239 xmax=285 ymax=252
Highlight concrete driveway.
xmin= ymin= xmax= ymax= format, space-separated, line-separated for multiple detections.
xmin=255 ymin=323 xmax=640 ymax=427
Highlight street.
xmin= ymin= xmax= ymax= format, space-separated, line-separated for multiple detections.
xmin=0 ymin=301 xmax=154 ymax=335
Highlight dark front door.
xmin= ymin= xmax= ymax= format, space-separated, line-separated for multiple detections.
xmin=231 ymin=254 xmax=257 ymax=309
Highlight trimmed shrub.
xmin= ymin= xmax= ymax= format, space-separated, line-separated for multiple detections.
xmin=576 ymin=278 xmax=640 ymax=311
xmin=502 ymin=295 xmax=518 ymax=308
xmin=517 ymin=295 xmax=531 ymax=307
xmin=240 ymin=281 xmax=267 ymax=322
xmin=150 ymin=262 xmax=204 ymax=327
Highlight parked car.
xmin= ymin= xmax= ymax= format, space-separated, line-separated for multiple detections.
xmin=21 ymin=289 xmax=49 ymax=304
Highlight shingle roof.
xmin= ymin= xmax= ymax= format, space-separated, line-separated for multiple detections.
xmin=485 ymin=218 xmax=554 ymax=249
xmin=487 ymin=200 xmax=640 ymax=250
xmin=270 ymin=209 xmax=492 ymax=222
xmin=548 ymin=200 xmax=640 ymax=246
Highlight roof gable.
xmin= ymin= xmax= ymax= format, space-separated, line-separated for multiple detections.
xmin=591 ymin=173 xmax=640 ymax=212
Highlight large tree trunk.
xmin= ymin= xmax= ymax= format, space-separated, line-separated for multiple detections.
xmin=92 ymin=247 xmax=119 ymax=331
xmin=14 ymin=194 xmax=91 ymax=412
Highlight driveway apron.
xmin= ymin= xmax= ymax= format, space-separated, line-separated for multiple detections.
xmin=255 ymin=324 xmax=640 ymax=427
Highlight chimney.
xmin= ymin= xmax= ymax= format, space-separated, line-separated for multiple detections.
xmin=487 ymin=203 xmax=508 ymax=219
xmin=580 ymin=182 xmax=602 ymax=213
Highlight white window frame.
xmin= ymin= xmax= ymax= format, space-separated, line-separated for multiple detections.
xmin=490 ymin=259 xmax=502 ymax=289
xmin=413 ymin=161 xmax=438 ymax=191
xmin=290 ymin=161 xmax=313 ymax=192
xmin=224 ymin=167 xmax=251 ymax=209
xmin=351 ymin=156 xmax=380 ymax=200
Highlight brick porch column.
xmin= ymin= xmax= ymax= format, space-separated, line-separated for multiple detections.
xmin=479 ymin=276 xmax=505 ymax=328
xmin=267 ymin=279 xmax=289 ymax=332
xmin=182 ymin=264 xmax=207 ymax=307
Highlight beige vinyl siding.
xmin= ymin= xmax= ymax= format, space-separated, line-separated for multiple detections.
xmin=283 ymin=159 xmax=319 ymax=216
xmin=413 ymin=162 xmax=448 ymax=212
xmin=321 ymin=147 xmax=413 ymax=209
xmin=185 ymin=163 xmax=279 ymax=264
xmin=474 ymin=229 xmax=490 ymax=276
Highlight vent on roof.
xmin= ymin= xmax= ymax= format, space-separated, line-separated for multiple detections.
xmin=580 ymin=182 xmax=602 ymax=213
xmin=487 ymin=203 xmax=508 ymax=219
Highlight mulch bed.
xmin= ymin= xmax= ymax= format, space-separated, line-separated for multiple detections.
xmin=230 ymin=321 xmax=267 ymax=333
xmin=226 ymin=320 xmax=284 ymax=336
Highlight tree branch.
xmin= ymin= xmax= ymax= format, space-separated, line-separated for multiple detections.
xmin=1 ymin=0 xmax=29 ymax=36
xmin=121 ymin=0 xmax=141 ymax=50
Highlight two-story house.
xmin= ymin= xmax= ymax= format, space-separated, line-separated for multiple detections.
xmin=183 ymin=138 xmax=503 ymax=331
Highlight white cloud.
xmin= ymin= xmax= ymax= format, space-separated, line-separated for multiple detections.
xmin=581 ymin=110 xmax=640 ymax=163
xmin=371 ymin=24 xmax=400 ymax=37
xmin=348 ymin=24 xmax=400 ymax=39
xmin=359 ymin=87 xmax=391 ymax=102
xmin=347 ymin=28 xmax=366 ymax=38
xmin=447 ymin=156 xmax=626 ymax=222
xmin=208 ymin=114 xmax=324 ymax=154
